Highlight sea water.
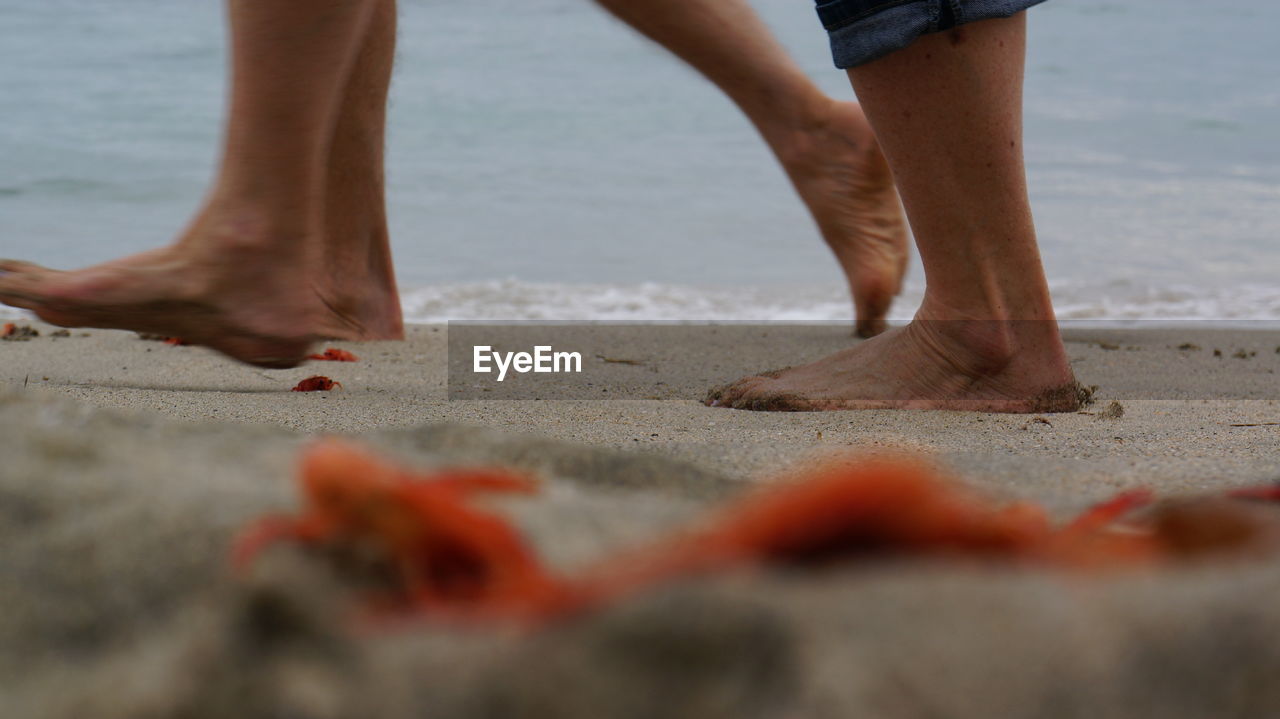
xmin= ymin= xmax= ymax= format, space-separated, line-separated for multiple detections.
xmin=2 ymin=0 xmax=1278 ymax=322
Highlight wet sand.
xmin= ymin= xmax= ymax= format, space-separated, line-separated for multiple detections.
xmin=2 ymin=322 xmax=1279 ymax=717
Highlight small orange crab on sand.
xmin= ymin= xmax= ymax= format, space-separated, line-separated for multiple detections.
xmin=308 ymin=348 xmax=359 ymax=362
xmin=233 ymin=440 xmax=572 ymax=622
xmin=292 ymin=376 xmax=342 ymax=392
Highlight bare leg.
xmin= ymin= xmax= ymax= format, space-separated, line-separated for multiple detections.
xmin=709 ymin=15 xmax=1080 ymax=412
xmin=319 ymin=0 xmax=403 ymax=341
xmin=594 ymin=0 xmax=909 ymax=337
xmin=0 ymin=0 xmax=389 ymax=366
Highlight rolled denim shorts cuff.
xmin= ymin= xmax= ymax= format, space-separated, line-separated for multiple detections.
xmin=815 ymin=0 xmax=1049 ymax=69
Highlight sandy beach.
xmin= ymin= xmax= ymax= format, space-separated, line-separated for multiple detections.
xmin=3 ymin=321 xmax=1280 ymax=717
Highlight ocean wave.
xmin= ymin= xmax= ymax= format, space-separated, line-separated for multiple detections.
xmin=401 ymin=278 xmax=1280 ymax=324
xmin=1049 ymin=279 xmax=1280 ymax=322
xmin=400 ymin=280 xmax=858 ymax=323
xmin=3 ymin=279 xmax=1276 ymax=324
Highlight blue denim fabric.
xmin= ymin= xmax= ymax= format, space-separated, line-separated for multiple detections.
xmin=815 ymin=0 xmax=1049 ymax=68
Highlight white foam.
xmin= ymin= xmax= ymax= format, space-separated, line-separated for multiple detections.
xmin=401 ymin=278 xmax=1280 ymax=324
xmin=399 ymin=279 xmax=859 ymax=323
xmin=1050 ymin=279 xmax=1280 ymax=323
xmin=3 ymin=279 xmax=1276 ymax=326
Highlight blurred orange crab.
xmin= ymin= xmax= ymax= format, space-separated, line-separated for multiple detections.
xmin=233 ymin=440 xmax=570 ymax=621
xmin=233 ymin=441 xmax=1280 ymax=626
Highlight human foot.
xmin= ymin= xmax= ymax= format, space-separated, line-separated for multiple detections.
xmin=705 ymin=316 xmax=1084 ymax=413
xmin=773 ymin=101 xmax=910 ymax=338
xmin=0 ymin=209 xmax=403 ymax=368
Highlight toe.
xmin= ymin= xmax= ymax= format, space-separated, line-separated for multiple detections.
xmin=0 ymin=295 xmax=39 ymax=312
xmin=705 ymin=375 xmax=771 ymax=408
xmin=853 ymin=273 xmax=895 ymax=338
xmin=704 ymin=382 xmax=738 ymax=407
xmin=855 ymin=318 xmax=887 ymax=339
xmin=730 ymin=389 xmax=814 ymax=412
xmin=704 ymin=380 xmax=742 ymax=407
xmin=0 ymin=259 xmax=48 ymax=270
xmin=709 ymin=371 xmax=836 ymax=412
xmin=0 ymin=261 xmax=60 ymax=299
xmin=0 ymin=273 xmax=46 ymax=306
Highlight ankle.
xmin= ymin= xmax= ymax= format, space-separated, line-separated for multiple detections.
xmin=909 ymin=317 xmax=1017 ymax=376
xmin=181 ymin=196 xmax=315 ymax=258
xmin=913 ymin=296 xmax=1070 ymax=377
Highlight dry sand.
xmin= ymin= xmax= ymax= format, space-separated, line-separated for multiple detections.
xmin=2 ymin=322 xmax=1279 ymax=718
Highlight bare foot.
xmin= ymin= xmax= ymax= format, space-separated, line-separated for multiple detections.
xmin=0 ymin=205 xmax=402 ymax=368
xmin=705 ymin=316 xmax=1084 ymax=413
xmin=774 ymin=101 xmax=910 ymax=338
